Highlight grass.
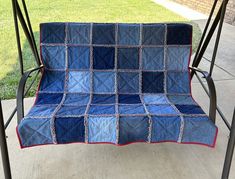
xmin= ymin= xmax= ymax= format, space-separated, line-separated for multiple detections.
xmin=0 ymin=0 xmax=201 ymax=99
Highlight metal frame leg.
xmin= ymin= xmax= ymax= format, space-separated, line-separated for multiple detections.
xmin=222 ymin=108 xmax=235 ymax=179
xmin=0 ymin=100 xmax=12 ymax=179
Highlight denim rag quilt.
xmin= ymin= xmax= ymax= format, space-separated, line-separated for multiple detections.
xmin=17 ymin=23 xmax=218 ymax=148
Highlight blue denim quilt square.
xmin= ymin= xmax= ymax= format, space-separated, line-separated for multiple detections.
xmin=68 ymin=46 xmax=90 ymax=69
xmin=41 ymin=23 xmax=65 ymax=43
xmin=64 ymin=94 xmax=90 ymax=106
xmin=118 ymin=72 xmax=139 ymax=93
xmin=92 ymin=23 xmax=115 ymax=44
xmin=118 ymin=94 xmax=141 ymax=104
xmin=118 ymin=24 xmax=140 ymax=45
xmin=143 ymin=94 xmax=169 ymax=104
xmin=119 ymin=105 xmax=146 ymax=115
xmin=117 ymin=48 xmax=139 ymax=69
xmin=93 ymin=47 xmax=115 ymax=69
xmin=142 ymin=24 xmax=165 ymax=45
xmin=146 ymin=105 xmax=179 ymax=115
xmin=36 ymin=93 xmax=63 ymax=105
xmin=142 ymin=72 xmax=164 ymax=93
xmin=142 ymin=47 xmax=164 ymax=70
xmin=67 ymin=23 xmax=90 ymax=44
xmin=175 ymin=105 xmax=205 ymax=114
xmin=88 ymin=105 xmax=116 ymax=115
xmin=92 ymin=94 xmax=115 ymax=104
xmin=68 ymin=71 xmax=90 ymax=93
xmin=93 ymin=72 xmax=115 ymax=93
xmin=56 ymin=106 xmax=87 ymax=117
xmin=27 ymin=105 xmax=56 ymax=118
xmin=167 ymin=72 xmax=190 ymax=94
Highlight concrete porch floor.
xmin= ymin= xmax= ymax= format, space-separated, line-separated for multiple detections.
xmin=1 ymin=19 xmax=235 ymax=179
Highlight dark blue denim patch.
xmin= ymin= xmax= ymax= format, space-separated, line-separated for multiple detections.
xmin=64 ymin=94 xmax=90 ymax=106
xmin=92 ymin=23 xmax=115 ymax=44
xmin=57 ymin=106 xmax=87 ymax=116
xmin=117 ymin=48 xmax=139 ymax=69
xmin=36 ymin=93 xmax=63 ymax=105
xmin=68 ymin=46 xmax=90 ymax=69
xmin=142 ymin=24 xmax=165 ymax=45
xmin=41 ymin=23 xmax=65 ymax=43
xmin=175 ymin=105 xmax=205 ymax=114
xmin=119 ymin=116 xmax=149 ymax=144
xmin=93 ymin=47 xmax=115 ymax=69
xmin=118 ymin=72 xmax=139 ymax=93
xmin=67 ymin=23 xmax=90 ymax=44
xmin=118 ymin=94 xmax=141 ymax=104
xmin=88 ymin=105 xmax=116 ymax=115
xmin=118 ymin=24 xmax=140 ymax=45
xmin=55 ymin=117 xmax=85 ymax=143
xmin=142 ymin=72 xmax=164 ymax=93
xmin=92 ymin=94 xmax=116 ymax=104
xmin=167 ymin=24 xmax=192 ymax=45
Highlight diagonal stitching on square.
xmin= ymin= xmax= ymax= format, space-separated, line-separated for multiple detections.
xmin=64 ymin=94 xmax=90 ymax=105
xmin=67 ymin=23 xmax=90 ymax=44
xmin=118 ymin=94 xmax=141 ymax=104
xmin=118 ymin=24 xmax=140 ymax=45
xmin=39 ymin=70 xmax=65 ymax=92
xmin=68 ymin=46 xmax=90 ymax=69
xmin=119 ymin=104 xmax=146 ymax=114
xmin=55 ymin=117 xmax=85 ymax=143
xmin=91 ymin=94 xmax=115 ymax=104
xmin=175 ymin=105 xmax=205 ymax=114
xmin=143 ymin=94 xmax=169 ymax=104
xmin=167 ymin=72 xmax=190 ymax=94
xmin=146 ymin=104 xmax=179 ymax=115
xmin=142 ymin=47 xmax=164 ymax=70
xmin=88 ymin=105 xmax=115 ymax=115
xmin=68 ymin=71 xmax=90 ymax=93
xmin=88 ymin=116 xmax=116 ymax=143
xmin=42 ymin=46 xmax=66 ymax=69
xmin=117 ymin=48 xmax=139 ymax=69
xmin=142 ymin=72 xmax=164 ymax=93
xmin=92 ymin=23 xmax=115 ymax=44
xmin=36 ymin=93 xmax=63 ymax=105
xmin=56 ymin=106 xmax=87 ymax=116
xmin=118 ymin=72 xmax=139 ymax=93
xmin=27 ymin=105 xmax=57 ymax=118
xmin=93 ymin=47 xmax=115 ymax=69
xmin=142 ymin=24 xmax=165 ymax=45
xmin=41 ymin=23 xmax=65 ymax=43
xmin=166 ymin=47 xmax=190 ymax=70
xmin=93 ymin=72 xmax=115 ymax=93
xmin=167 ymin=95 xmax=197 ymax=105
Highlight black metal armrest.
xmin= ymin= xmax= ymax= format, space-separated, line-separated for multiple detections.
xmin=17 ymin=65 xmax=44 ymax=124
xmin=189 ymin=66 xmax=217 ymax=123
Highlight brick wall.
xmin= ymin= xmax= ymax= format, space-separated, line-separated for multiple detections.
xmin=171 ymin=0 xmax=235 ymax=25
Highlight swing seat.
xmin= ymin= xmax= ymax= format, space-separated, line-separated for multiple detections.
xmin=17 ymin=23 xmax=217 ymax=148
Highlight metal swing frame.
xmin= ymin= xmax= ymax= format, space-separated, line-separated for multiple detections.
xmin=0 ymin=0 xmax=235 ymax=178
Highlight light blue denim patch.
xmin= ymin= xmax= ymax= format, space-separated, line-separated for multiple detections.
xmin=27 ymin=105 xmax=56 ymax=118
xmin=18 ymin=118 xmax=53 ymax=147
xmin=151 ymin=116 xmax=181 ymax=142
xmin=93 ymin=72 xmax=115 ymax=93
xmin=167 ymin=95 xmax=197 ymax=105
xmin=67 ymin=23 xmax=90 ymax=44
xmin=119 ymin=104 xmax=146 ymax=115
xmin=88 ymin=105 xmax=116 ymax=115
xmin=68 ymin=46 xmax=90 ymax=69
xmin=182 ymin=116 xmax=217 ymax=146
xmin=42 ymin=46 xmax=66 ymax=69
xmin=167 ymin=72 xmax=190 ymax=94
xmin=118 ymin=24 xmax=140 ymax=45
xmin=142 ymin=47 xmax=164 ymax=70
xmin=88 ymin=116 xmax=117 ymax=143
xmin=143 ymin=94 xmax=169 ymax=104
xmin=68 ymin=71 xmax=90 ymax=93
xmin=166 ymin=47 xmax=190 ymax=70
xmin=146 ymin=105 xmax=179 ymax=115
xmin=56 ymin=106 xmax=87 ymax=117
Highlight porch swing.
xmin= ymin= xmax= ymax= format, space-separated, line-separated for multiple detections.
xmin=0 ymin=0 xmax=235 ymax=178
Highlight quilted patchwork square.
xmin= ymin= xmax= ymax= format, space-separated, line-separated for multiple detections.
xmin=92 ymin=23 xmax=115 ymax=44
xmin=167 ymin=95 xmax=197 ymax=105
xmin=93 ymin=72 xmax=115 ymax=93
xmin=119 ymin=105 xmax=146 ymax=115
xmin=88 ymin=105 xmax=115 ymax=115
xmin=142 ymin=72 xmax=164 ymax=93
xmin=175 ymin=105 xmax=205 ymax=114
xmin=118 ymin=72 xmax=139 ymax=93
xmin=146 ymin=105 xmax=179 ymax=115
xmin=118 ymin=94 xmax=141 ymax=104
xmin=41 ymin=23 xmax=65 ymax=43
xmin=88 ymin=116 xmax=117 ymax=143
xmin=67 ymin=23 xmax=90 ymax=44
xmin=64 ymin=94 xmax=90 ymax=106
xmin=118 ymin=24 xmax=140 ymax=45
xmin=36 ymin=93 xmax=63 ymax=105
xmin=182 ymin=116 xmax=217 ymax=145
xmin=142 ymin=24 xmax=165 ymax=45
xmin=56 ymin=106 xmax=87 ymax=117
xmin=68 ymin=46 xmax=90 ymax=69
xmin=27 ymin=106 xmax=56 ymax=118
xmin=55 ymin=117 xmax=85 ymax=143
xmin=68 ymin=71 xmax=90 ymax=93
xmin=167 ymin=72 xmax=190 ymax=94
xmin=119 ymin=116 xmax=149 ymax=144
xmin=93 ymin=47 xmax=115 ymax=69
xmin=18 ymin=118 xmax=53 ymax=147
xmin=151 ymin=116 xmax=181 ymax=142
xmin=117 ymin=48 xmax=139 ymax=69
xmin=40 ymin=70 xmax=65 ymax=92
xmin=167 ymin=24 xmax=192 ymax=45
xmin=166 ymin=47 xmax=190 ymax=70
xmin=92 ymin=94 xmax=115 ymax=104
xmin=142 ymin=47 xmax=164 ymax=70
xmin=41 ymin=46 xmax=65 ymax=69
xmin=143 ymin=94 xmax=169 ymax=104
